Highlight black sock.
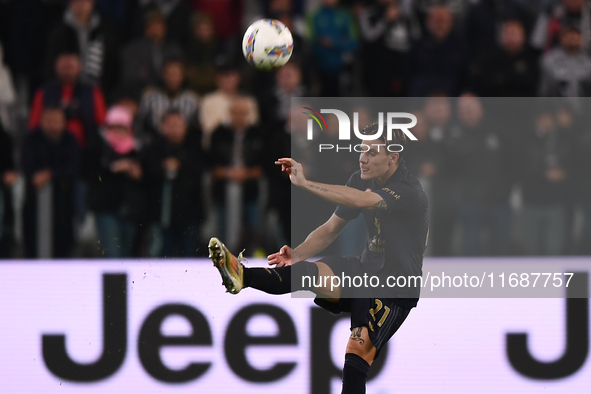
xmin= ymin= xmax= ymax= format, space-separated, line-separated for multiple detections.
xmin=341 ymin=353 xmax=370 ymax=394
xmin=243 ymin=266 xmax=292 ymax=294
xmin=292 ymin=260 xmax=319 ymax=291
xmin=243 ymin=261 xmax=320 ymax=294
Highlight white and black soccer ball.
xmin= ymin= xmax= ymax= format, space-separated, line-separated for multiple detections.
xmin=242 ymin=19 xmax=294 ymax=71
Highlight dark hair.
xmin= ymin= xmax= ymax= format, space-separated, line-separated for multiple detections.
xmin=562 ymin=22 xmax=581 ymax=34
xmin=144 ymin=9 xmax=166 ymax=26
xmin=163 ymin=56 xmax=186 ymax=68
xmin=191 ymin=11 xmax=213 ymax=28
xmin=42 ymin=103 xmax=65 ymax=113
xmin=360 ymin=122 xmax=407 ymax=163
xmin=502 ymin=18 xmax=524 ymax=27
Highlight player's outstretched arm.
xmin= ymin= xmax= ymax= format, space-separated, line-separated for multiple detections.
xmin=276 ymin=157 xmax=387 ymax=210
xmin=267 ymin=214 xmax=349 ymax=267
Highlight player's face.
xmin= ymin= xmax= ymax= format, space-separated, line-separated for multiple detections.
xmin=358 ymin=140 xmax=394 ymax=180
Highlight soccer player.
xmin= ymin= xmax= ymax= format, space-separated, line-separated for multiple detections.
xmin=209 ymin=123 xmax=428 ymax=394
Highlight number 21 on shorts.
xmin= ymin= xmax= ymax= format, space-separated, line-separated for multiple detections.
xmin=368 ymin=299 xmax=390 ymax=332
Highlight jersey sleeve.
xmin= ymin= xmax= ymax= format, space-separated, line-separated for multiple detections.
xmin=334 ymin=172 xmax=362 ymax=220
xmin=373 ymin=184 xmax=415 ymax=214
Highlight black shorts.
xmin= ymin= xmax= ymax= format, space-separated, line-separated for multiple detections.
xmin=313 ymin=255 xmax=412 ymax=358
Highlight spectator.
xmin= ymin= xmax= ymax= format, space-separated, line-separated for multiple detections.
xmin=358 ymin=0 xmax=420 ymax=96
xmin=258 ymin=62 xmax=306 ymax=130
xmin=185 ymin=12 xmax=226 ymax=95
xmin=473 ymin=19 xmax=540 ymax=97
xmin=190 ymin=0 xmax=244 ymax=42
xmin=454 ymin=95 xmax=514 ymax=256
xmin=21 ymin=106 xmax=81 ymax=258
xmin=517 ymin=106 xmax=573 ymax=255
xmin=531 ymin=0 xmax=591 ymax=53
xmin=113 ymin=92 xmax=140 ymax=121
xmin=573 ymin=105 xmax=591 ymax=253
xmin=306 ymin=0 xmax=358 ymax=96
xmin=403 ymin=110 xmax=440 ymax=257
xmin=8 ymin=0 xmax=66 ymax=96
xmin=261 ymin=115 xmax=291 ymax=252
xmin=199 ymin=65 xmax=259 ymax=148
xmin=464 ymin=0 xmax=534 ymax=62
xmin=247 ymin=0 xmax=308 ymax=100
xmin=407 ymin=5 xmax=468 ymax=96
xmin=553 ymin=103 xmax=579 ymax=254
xmin=45 ymin=0 xmax=121 ymax=97
xmin=143 ymin=110 xmax=205 ymax=257
xmin=29 ymin=52 xmax=107 ymax=149
xmin=95 ymin=0 xmax=137 ymax=41
xmin=283 ymin=103 xmax=323 ymax=248
xmin=133 ymin=0 xmax=193 ymax=48
xmin=31 ymin=50 xmax=108 ymax=239
xmin=120 ymin=10 xmax=183 ymax=99
xmin=209 ymin=97 xmax=265 ymax=252
xmin=423 ymin=95 xmax=462 ymax=256
xmin=0 ymin=43 xmax=16 ymax=133
xmin=539 ymin=25 xmax=591 ymax=97
xmin=404 ymin=111 xmax=440 ymax=183
xmin=95 ymin=0 xmax=134 ymax=25
xmin=267 ymin=0 xmax=307 ymax=61
xmin=263 ymin=0 xmax=306 ymax=17
xmin=408 ymin=0 xmax=469 ymax=34
xmin=0 ymin=123 xmax=17 ymax=258
xmin=137 ymin=58 xmax=199 ymax=142
xmin=86 ymin=106 xmax=145 ymax=258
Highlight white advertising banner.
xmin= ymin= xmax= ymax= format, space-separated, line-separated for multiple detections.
xmin=0 ymin=259 xmax=590 ymax=393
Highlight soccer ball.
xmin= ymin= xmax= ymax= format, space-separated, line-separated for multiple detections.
xmin=242 ymin=19 xmax=294 ymax=71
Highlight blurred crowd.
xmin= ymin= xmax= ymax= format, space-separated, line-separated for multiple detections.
xmin=0 ymin=0 xmax=591 ymax=259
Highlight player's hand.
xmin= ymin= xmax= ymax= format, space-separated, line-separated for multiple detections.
xmin=275 ymin=158 xmax=306 ymax=187
xmin=268 ymin=245 xmax=292 ymax=267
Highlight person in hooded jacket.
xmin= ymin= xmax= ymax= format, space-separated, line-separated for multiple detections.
xmin=142 ymin=110 xmax=205 ymax=257
xmin=86 ymin=105 xmax=145 ymax=257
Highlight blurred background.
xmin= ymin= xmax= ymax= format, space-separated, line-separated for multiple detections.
xmin=0 ymin=0 xmax=590 ymax=259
